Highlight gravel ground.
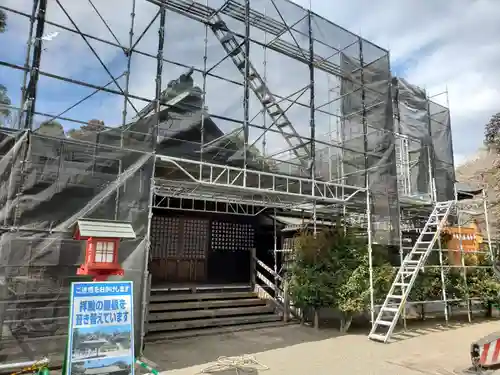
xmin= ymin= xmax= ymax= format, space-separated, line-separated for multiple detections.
xmin=142 ymin=320 xmax=500 ymax=375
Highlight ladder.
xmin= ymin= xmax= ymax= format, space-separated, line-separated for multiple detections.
xmin=368 ymin=200 xmax=454 ymax=343
xmin=210 ymin=15 xmax=311 ymax=169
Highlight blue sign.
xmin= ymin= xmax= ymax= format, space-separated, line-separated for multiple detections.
xmin=66 ymin=281 xmax=134 ymax=375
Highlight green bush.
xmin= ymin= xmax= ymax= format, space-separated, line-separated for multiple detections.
xmin=287 ymin=225 xmax=393 ymax=332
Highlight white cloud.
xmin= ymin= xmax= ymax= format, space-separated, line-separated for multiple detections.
xmin=298 ymin=0 xmax=500 ymax=160
xmin=1 ymin=0 xmax=499 ymax=161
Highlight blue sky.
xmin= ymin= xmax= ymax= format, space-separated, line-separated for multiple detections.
xmin=1 ymin=0 xmax=499 ymax=165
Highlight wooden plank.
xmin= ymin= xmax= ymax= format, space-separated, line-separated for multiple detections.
xmin=145 ymin=320 xmax=296 ymax=342
xmin=147 ymin=314 xmax=282 ymax=332
xmin=148 ymin=297 xmax=266 ymax=312
xmin=149 ymin=305 xmax=274 ymax=321
xmin=149 ymin=291 xmax=257 ymax=303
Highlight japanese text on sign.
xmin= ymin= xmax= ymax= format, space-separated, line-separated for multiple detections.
xmin=75 ymin=298 xmax=129 ymax=326
xmin=75 ymin=284 xmax=130 ymax=294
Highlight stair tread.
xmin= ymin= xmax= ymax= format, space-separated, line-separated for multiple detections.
xmin=148 ymin=297 xmax=266 ymax=312
xmin=145 ymin=320 xmax=296 ymax=342
xmin=149 ymin=305 xmax=274 ymax=321
xmin=147 ymin=312 xmax=282 ymax=332
xmin=371 ymin=201 xmax=453 ymax=344
xmin=149 ymin=291 xmax=257 ymax=303
xmin=368 ymin=333 xmax=387 ymax=342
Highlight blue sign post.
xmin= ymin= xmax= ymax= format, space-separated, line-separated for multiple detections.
xmin=66 ymin=281 xmax=135 ymax=375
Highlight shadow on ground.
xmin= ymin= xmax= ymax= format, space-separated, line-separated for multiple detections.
xmin=390 ymin=316 xmax=496 ymax=343
xmin=143 ymin=316 xmax=497 ymax=372
xmin=143 ymin=324 xmax=346 ymax=371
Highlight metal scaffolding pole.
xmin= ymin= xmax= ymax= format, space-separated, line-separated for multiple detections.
xmin=139 ymin=3 xmax=165 ymax=354
xmin=483 ymin=188 xmax=494 ymax=261
xmin=308 ymin=9 xmax=316 ymax=234
xmin=24 ymin=0 xmax=47 ymax=130
xmin=243 ymin=0 xmax=250 ymax=175
xmin=366 ymin=183 xmax=375 ymax=326
xmin=437 ymin=226 xmax=449 ymax=325
xmin=454 ymin=186 xmax=471 ymax=322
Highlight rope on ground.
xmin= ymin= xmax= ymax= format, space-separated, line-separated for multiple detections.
xmin=199 ymin=355 xmax=269 ymax=375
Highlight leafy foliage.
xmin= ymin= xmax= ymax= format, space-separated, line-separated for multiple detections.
xmin=484 ymin=112 xmax=500 ymax=151
xmin=36 ymin=120 xmax=64 ymax=136
xmin=0 ymin=84 xmax=11 ymax=122
xmin=0 ymin=14 xmax=10 ymax=125
xmin=288 ymin=224 xmax=500 ymax=331
xmin=67 ymin=119 xmax=106 ymax=139
xmin=466 ymin=255 xmax=500 ymax=311
xmin=287 ymin=225 xmax=393 ymax=331
xmin=0 ymin=10 xmax=7 ymax=33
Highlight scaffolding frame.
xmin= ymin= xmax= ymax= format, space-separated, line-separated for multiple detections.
xmin=0 ymin=0 xmax=482 ymax=364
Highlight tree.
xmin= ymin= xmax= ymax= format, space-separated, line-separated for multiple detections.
xmin=484 ymin=112 xmax=500 ymax=151
xmin=82 ymin=119 xmax=105 ymax=132
xmin=287 ymin=230 xmax=336 ymax=327
xmin=0 ymin=11 xmax=11 ymax=125
xmin=0 ymin=9 xmax=7 ymax=33
xmin=35 ymin=120 xmax=64 ymax=137
xmin=67 ymin=119 xmax=105 ymax=139
xmin=0 ymin=84 xmax=11 ymax=124
xmin=287 ymin=225 xmax=394 ymax=332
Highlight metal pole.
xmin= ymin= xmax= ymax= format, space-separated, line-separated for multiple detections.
xmin=437 ymin=226 xmax=449 ymax=324
xmin=308 ymin=10 xmax=316 ymax=234
xmin=17 ymin=0 xmax=39 ymax=129
xmin=242 ymin=0 xmax=250 ymax=185
xmin=115 ymin=0 xmax=137 ymax=221
xmin=455 ymin=186 xmax=471 ymax=322
xmin=366 ymin=185 xmax=375 ymax=326
xmin=262 ymin=6 xmax=268 ymax=160
xmin=24 ymin=0 xmax=48 ymax=130
xmin=199 ymin=0 xmax=209 ymax=176
xmin=483 ymin=188 xmax=494 ymax=261
xmin=139 ymin=3 xmax=165 ymax=354
xmin=358 ymin=37 xmax=374 ymax=325
xmin=393 ymin=78 xmax=407 ymax=329
xmin=273 ymin=207 xmax=278 ymax=298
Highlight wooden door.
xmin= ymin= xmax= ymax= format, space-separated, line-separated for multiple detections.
xmin=149 ymin=216 xmax=209 ymax=283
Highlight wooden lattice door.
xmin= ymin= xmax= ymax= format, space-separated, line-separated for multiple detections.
xmin=149 ymin=216 xmax=209 ymax=283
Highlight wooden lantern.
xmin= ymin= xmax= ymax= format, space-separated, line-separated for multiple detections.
xmin=74 ymin=219 xmax=136 ymax=281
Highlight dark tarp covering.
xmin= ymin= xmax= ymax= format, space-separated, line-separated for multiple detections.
xmin=393 ymin=77 xmax=455 ymax=202
xmin=340 ymin=52 xmax=399 ymax=245
xmin=0 ymin=123 xmax=154 ymax=363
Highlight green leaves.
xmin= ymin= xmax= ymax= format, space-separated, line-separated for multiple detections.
xmin=287 ymin=225 xmax=394 ymax=329
xmin=0 ymin=10 xmax=7 ymax=34
xmin=0 ymin=84 xmax=11 ymax=120
xmin=287 ymin=225 xmax=500 ymax=331
xmin=484 ymin=112 xmax=500 ymax=151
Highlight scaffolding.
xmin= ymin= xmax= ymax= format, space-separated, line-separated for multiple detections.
xmin=0 ymin=0 xmax=486 ymax=364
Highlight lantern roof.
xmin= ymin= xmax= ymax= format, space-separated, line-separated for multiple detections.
xmin=75 ymin=219 xmax=136 ymax=239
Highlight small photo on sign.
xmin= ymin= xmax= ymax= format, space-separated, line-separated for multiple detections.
xmin=71 ymin=325 xmax=132 ymax=362
xmin=70 ymin=355 xmax=133 ymax=375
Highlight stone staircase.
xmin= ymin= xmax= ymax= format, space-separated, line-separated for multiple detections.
xmin=145 ymin=284 xmax=286 ymax=341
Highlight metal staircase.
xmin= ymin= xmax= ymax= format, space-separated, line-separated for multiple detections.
xmin=210 ymin=15 xmax=311 ymax=168
xmin=368 ymin=200 xmax=455 ymax=343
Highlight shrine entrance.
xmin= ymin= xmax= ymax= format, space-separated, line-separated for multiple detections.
xmin=148 ymin=208 xmax=261 ymax=285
